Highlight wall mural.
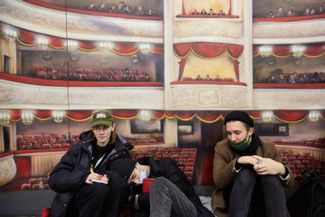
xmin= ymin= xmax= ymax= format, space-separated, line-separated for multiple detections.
xmin=0 ymin=0 xmax=325 ymax=216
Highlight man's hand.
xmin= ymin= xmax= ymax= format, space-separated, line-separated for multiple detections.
xmin=252 ymin=155 xmax=286 ymax=176
xmin=86 ymin=173 xmax=109 ymax=184
xmin=237 ymin=156 xmax=260 ymax=166
xmin=98 ymin=174 xmax=109 ymax=184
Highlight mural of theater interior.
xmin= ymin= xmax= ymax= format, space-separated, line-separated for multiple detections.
xmin=0 ymin=0 xmax=325 ymax=215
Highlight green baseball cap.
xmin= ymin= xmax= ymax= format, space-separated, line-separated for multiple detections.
xmin=91 ymin=111 xmax=114 ymax=127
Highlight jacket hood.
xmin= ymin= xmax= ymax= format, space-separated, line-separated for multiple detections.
xmin=77 ymin=130 xmax=133 ymax=152
xmin=79 ymin=130 xmax=94 ymax=141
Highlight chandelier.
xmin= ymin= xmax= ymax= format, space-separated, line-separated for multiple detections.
xmin=21 ymin=110 xmax=34 ymax=125
xmin=138 ymin=110 xmax=152 ymax=121
xmin=292 ymin=45 xmax=305 ymax=58
xmin=308 ymin=111 xmax=320 ymax=122
xmin=52 ymin=110 xmax=65 ymax=123
xmin=262 ymin=111 xmax=273 ymax=122
xmin=139 ymin=43 xmax=151 ymax=54
xmin=259 ymin=46 xmax=272 ymax=57
xmin=99 ymin=41 xmax=113 ymax=49
xmin=0 ymin=110 xmax=11 ymax=125
xmin=3 ymin=26 xmax=17 ymax=39
xmin=37 ymin=36 xmax=48 ymax=49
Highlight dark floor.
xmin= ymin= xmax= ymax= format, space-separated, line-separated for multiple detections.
xmin=0 ymin=190 xmax=55 ymax=217
xmin=0 ymin=186 xmax=214 ymax=217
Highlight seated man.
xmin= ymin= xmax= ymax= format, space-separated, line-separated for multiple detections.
xmin=110 ymin=157 xmax=215 ymax=217
xmin=212 ymin=110 xmax=295 ymax=217
xmin=48 ymin=111 xmax=133 ymax=217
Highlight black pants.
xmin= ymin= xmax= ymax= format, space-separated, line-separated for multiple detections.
xmin=227 ymin=167 xmax=287 ymax=217
xmin=68 ymin=177 xmax=129 ymax=217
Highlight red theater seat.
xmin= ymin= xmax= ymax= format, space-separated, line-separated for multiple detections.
xmin=21 ymin=183 xmax=31 ymax=190
xmin=28 ymin=177 xmax=39 ymax=184
xmin=42 ymin=143 xmax=51 ymax=149
xmin=62 ymin=143 xmax=71 ymax=148
xmin=32 ymin=183 xmax=42 ymax=190
xmin=33 ymin=143 xmax=42 ymax=149
xmin=142 ymin=178 xmax=154 ymax=192
xmin=296 ymin=165 xmax=305 ymax=170
xmin=52 ymin=143 xmax=62 ymax=149
xmin=42 ymin=208 xmax=50 ymax=217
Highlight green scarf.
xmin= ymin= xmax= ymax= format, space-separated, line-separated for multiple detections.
xmin=228 ymin=136 xmax=250 ymax=151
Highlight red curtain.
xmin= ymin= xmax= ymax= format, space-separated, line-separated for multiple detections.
xmin=196 ymin=111 xmax=222 ymax=123
xmin=272 ymin=46 xmax=292 ymax=57
xmin=18 ymin=30 xmax=65 ymax=48
xmin=153 ymin=111 xmax=166 ymax=120
xmin=192 ymin=43 xmax=227 ymax=58
xmin=174 ymin=43 xmax=243 ymax=81
xmin=78 ymin=41 xmax=97 ymax=51
xmin=150 ymin=45 xmax=163 ymax=54
xmin=228 ymin=0 xmax=232 ymax=15
xmin=274 ymin=110 xmax=308 ymax=122
xmin=10 ymin=109 xmax=22 ymax=121
xmin=164 ymin=111 xmax=175 ymax=119
xmin=174 ymin=43 xmax=192 ymax=57
xmin=48 ymin=36 xmax=65 ymax=49
xmin=174 ymin=111 xmax=195 ymax=121
xmin=111 ymin=110 xmax=138 ymax=119
xmin=35 ymin=110 xmax=52 ymax=119
xmin=66 ymin=110 xmax=93 ymax=120
xmin=232 ymin=59 xmax=239 ymax=81
xmin=4 ymin=109 xmax=323 ymax=123
xmin=11 ymin=28 xmax=162 ymax=54
xmin=113 ymin=42 xmax=138 ymax=55
xmin=18 ymin=29 xmax=36 ymax=45
xmin=174 ymin=43 xmax=243 ymax=58
xmin=248 ymin=111 xmax=262 ymax=119
xmin=178 ymin=59 xmax=187 ymax=80
xmin=304 ymin=43 xmax=325 ymax=57
xmin=228 ymin=44 xmax=244 ymax=58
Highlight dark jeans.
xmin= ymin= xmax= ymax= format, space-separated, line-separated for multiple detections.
xmin=149 ymin=177 xmax=197 ymax=217
xmin=68 ymin=177 xmax=129 ymax=217
xmin=228 ymin=167 xmax=286 ymax=217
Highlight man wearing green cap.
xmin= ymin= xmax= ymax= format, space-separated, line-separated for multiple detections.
xmin=48 ymin=110 xmax=133 ymax=217
xmin=212 ymin=110 xmax=295 ymax=217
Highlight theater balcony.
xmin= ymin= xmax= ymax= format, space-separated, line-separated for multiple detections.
xmin=172 ymin=0 xmax=244 ymax=43
xmin=253 ymin=16 xmax=325 ymax=44
xmin=0 ymin=74 xmax=165 ymax=110
xmin=167 ymin=42 xmax=250 ymax=110
xmin=253 ymin=87 xmax=325 ymax=110
xmin=173 ymin=17 xmax=243 ymax=44
xmin=0 ymin=0 xmax=163 ymax=43
xmin=168 ymin=82 xmax=249 ymax=110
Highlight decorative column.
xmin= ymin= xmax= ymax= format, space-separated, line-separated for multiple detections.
xmin=8 ymin=37 xmax=17 ymax=74
xmin=243 ymin=0 xmax=253 ymax=108
xmin=164 ymin=0 xmax=178 ymax=146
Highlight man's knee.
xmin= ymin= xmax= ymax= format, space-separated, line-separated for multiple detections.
xmin=109 ymin=177 xmax=129 ymax=189
xmin=86 ymin=183 xmax=111 ymax=199
xmin=152 ymin=177 xmax=172 ymax=190
xmin=260 ymin=175 xmax=282 ymax=189
xmin=236 ymin=167 xmax=256 ymax=187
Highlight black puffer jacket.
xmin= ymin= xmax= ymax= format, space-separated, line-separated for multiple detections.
xmin=133 ymin=157 xmax=214 ymax=217
xmin=48 ymin=130 xmax=132 ymax=217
